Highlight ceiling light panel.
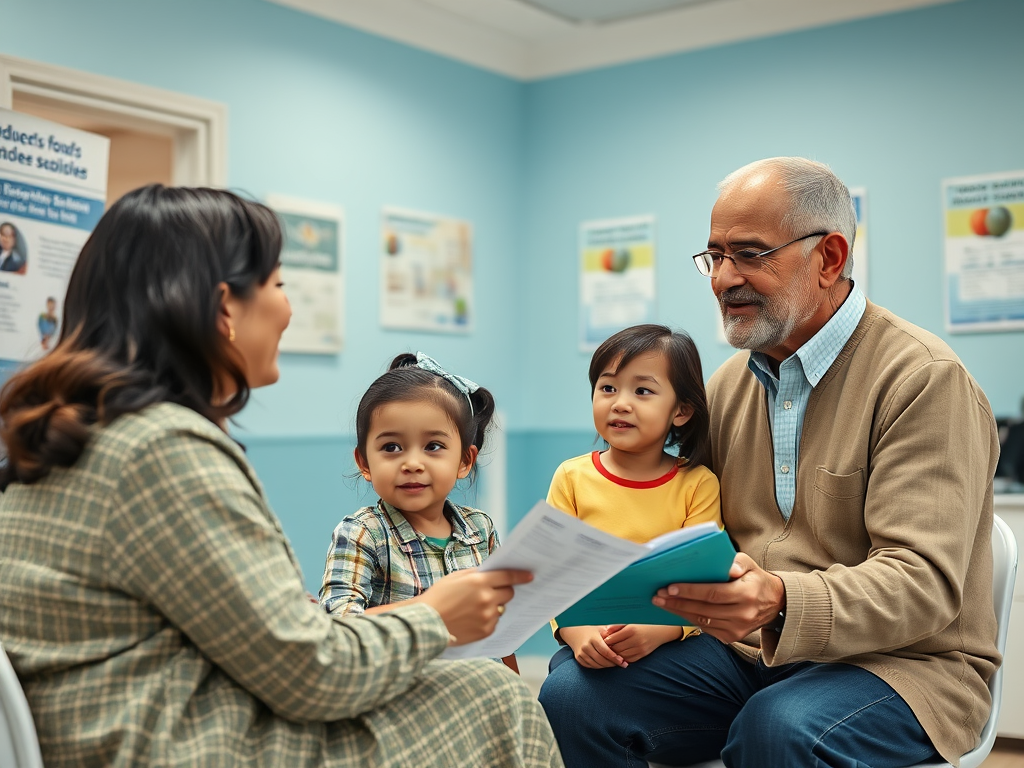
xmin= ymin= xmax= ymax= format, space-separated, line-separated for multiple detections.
xmin=519 ymin=0 xmax=714 ymax=24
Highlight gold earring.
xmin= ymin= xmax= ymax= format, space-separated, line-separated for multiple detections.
xmin=228 ymin=326 xmax=235 ymax=342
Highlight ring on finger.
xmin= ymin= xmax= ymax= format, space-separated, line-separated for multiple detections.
xmin=701 ymin=616 xmax=711 ymax=627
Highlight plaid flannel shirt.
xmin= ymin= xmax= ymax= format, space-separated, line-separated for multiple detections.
xmin=320 ymin=499 xmax=499 ymax=615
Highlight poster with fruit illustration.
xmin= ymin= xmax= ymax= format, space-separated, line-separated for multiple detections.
xmin=943 ymin=171 xmax=1024 ymax=332
xmin=579 ymin=215 xmax=656 ymax=351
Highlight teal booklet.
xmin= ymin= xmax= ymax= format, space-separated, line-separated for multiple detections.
xmin=555 ymin=523 xmax=736 ymax=627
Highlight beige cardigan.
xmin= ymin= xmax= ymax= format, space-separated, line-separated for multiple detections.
xmin=707 ymin=300 xmax=1000 ymax=766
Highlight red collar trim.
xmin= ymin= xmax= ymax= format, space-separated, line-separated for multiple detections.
xmin=591 ymin=451 xmax=679 ymax=489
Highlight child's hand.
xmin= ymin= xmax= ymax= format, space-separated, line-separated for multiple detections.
xmin=602 ymin=624 xmax=683 ymax=663
xmin=559 ymin=625 xmax=628 ymax=669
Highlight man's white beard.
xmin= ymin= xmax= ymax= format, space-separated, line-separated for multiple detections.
xmin=719 ymin=269 xmax=818 ymax=353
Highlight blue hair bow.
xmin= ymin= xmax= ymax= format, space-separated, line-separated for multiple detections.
xmin=415 ymin=352 xmax=479 ymax=415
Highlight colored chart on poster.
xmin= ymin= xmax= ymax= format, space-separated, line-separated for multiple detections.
xmin=380 ymin=207 xmax=473 ymax=334
xmin=579 ymin=215 xmax=656 ymax=351
xmin=943 ymin=171 xmax=1024 ymax=333
xmin=0 ymin=108 xmax=109 ymax=374
xmin=267 ymin=195 xmax=344 ymax=354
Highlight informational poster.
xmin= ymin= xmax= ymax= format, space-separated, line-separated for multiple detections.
xmin=380 ymin=207 xmax=472 ymax=333
xmin=943 ymin=171 xmax=1024 ymax=333
xmin=848 ymin=187 xmax=869 ymax=295
xmin=579 ymin=215 xmax=656 ymax=351
xmin=267 ymin=195 xmax=343 ymax=354
xmin=0 ymin=108 xmax=109 ymax=372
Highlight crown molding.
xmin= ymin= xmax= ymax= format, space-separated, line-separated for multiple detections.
xmin=266 ymin=0 xmax=959 ymax=80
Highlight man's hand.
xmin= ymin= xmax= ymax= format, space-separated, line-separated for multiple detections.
xmin=602 ymin=624 xmax=683 ymax=663
xmin=559 ymin=625 xmax=627 ymax=669
xmin=652 ymin=553 xmax=786 ymax=643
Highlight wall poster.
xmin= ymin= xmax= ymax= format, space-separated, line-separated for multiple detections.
xmin=267 ymin=195 xmax=344 ymax=354
xmin=848 ymin=187 xmax=869 ymax=295
xmin=0 ymin=107 xmax=109 ymax=374
xmin=579 ymin=215 xmax=656 ymax=351
xmin=380 ymin=207 xmax=472 ymax=334
xmin=943 ymin=171 xmax=1024 ymax=333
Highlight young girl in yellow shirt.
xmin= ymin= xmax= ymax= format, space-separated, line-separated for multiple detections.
xmin=547 ymin=323 xmax=722 ymax=670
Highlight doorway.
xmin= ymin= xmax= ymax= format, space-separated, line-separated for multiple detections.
xmin=0 ymin=54 xmax=226 ymax=198
xmin=11 ymin=93 xmax=174 ymax=208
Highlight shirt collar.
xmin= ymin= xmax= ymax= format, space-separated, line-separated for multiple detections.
xmin=747 ymin=282 xmax=866 ymax=389
xmin=378 ymin=499 xmax=484 ymax=546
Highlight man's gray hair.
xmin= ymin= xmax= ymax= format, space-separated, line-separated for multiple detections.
xmin=718 ymin=157 xmax=857 ymax=279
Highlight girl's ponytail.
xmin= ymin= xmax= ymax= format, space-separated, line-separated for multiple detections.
xmin=467 ymin=385 xmax=495 ymax=453
xmin=388 ymin=352 xmax=419 ymax=371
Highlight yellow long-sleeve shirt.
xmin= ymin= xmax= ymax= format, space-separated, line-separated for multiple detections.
xmin=546 ymin=450 xmax=722 ymax=636
xmin=547 ymin=451 xmax=721 ymax=542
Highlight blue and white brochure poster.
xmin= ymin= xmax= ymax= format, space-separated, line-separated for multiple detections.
xmin=943 ymin=170 xmax=1024 ymax=333
xmin=579 ymin=215 xmax=656 ymax=351
xmin=0 ymin=107 xmax=109 ymax=374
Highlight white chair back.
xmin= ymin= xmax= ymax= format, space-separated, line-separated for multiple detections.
xmin=916 ymin=513 xmax=1018 ymax=768
xmin=657 ymin=514 xmax=1019 ymax=768
xmin=0 ymin=642 xmax=44 ymax=768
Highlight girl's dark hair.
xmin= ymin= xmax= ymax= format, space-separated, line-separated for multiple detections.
xmin=588 ymin=324 xmax=711 ymax=469
xmin=0 ymin=184 xmax=282 ymax=488
xmin=355 ymin=353 xmax=495 ymax=473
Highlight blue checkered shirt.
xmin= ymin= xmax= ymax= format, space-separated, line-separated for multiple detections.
xmin=747 ymin=284 xmax=866 ymax=519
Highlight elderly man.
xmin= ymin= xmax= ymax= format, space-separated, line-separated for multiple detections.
xmin=539 ymin=157 xmax=1000 ymax=768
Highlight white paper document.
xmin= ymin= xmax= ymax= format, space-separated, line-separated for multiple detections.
xmin=634 ymin=521 xmax=719 ymax=562
xmin=442 ymin=501 xmax=651 ymax=659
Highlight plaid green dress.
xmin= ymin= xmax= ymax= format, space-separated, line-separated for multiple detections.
xmin=0 ymin=403 xmax=562 ymax=768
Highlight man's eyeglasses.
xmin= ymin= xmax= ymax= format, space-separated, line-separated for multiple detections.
xmin=692 ymin=231 xmax=829 ymax=277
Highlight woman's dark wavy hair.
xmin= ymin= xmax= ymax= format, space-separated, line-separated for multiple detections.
xmin=355 ymin=353 xmax=496 ymax=479
xmin=0 ymin=185 xmax=282 ymax=488
xmin=588 ymin=324 xmax=711 ymax=469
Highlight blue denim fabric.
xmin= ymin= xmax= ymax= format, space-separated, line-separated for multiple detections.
xmin=539 ymin=634 xmax=939 ymax=768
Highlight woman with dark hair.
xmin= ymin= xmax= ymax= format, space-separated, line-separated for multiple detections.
xmin=0 ymin=185 xmax=561 ymax=768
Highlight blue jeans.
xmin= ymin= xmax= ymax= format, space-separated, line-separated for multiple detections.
xmin=539 ymin=634 xmax=940 ymax=768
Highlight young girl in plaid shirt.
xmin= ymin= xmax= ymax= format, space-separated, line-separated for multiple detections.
xmin=320 ymin=352 xmax=518 ymax=671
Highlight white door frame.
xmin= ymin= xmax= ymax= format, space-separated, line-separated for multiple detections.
xmin=0 ymin=54 xmax=227 ymax=187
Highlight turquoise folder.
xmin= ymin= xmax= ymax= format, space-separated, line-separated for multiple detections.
xmin=555 ymin=528 xmax=736 ymax=627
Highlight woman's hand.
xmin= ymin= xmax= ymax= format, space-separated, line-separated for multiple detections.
xmin=602 ymin=624 xmax=682 ymax=663
xmin=559 ymin=625 xmax=627 ymax=669
xmin=415 ymin=568 xmax=532 ymax=646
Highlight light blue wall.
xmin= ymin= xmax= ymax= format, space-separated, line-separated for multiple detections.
xmin=510 ymin=0 xmax=1024 ymax=654
xmin=4 ymin=0 xmax=1022 ymax=658
xmin=2 ymin=0 xmax=529 ymax=436
xmin=2 ymin=0 xmax=533 ymax=635
xmin=522 ymin=0 xmax=1024 ymax=430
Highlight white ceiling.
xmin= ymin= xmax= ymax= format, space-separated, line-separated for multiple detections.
xmin=266 ymin=0 xmax=959 ymax=80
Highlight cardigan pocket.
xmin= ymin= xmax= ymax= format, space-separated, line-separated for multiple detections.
xmin=810 ymin=467 xmax=870 ymax=565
